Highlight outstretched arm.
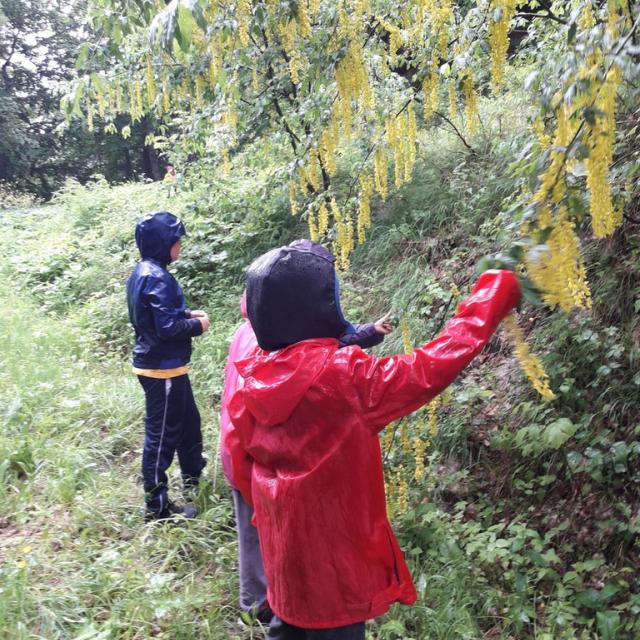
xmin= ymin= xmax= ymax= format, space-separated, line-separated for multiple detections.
xmin=342 ymin=270 xmax=520 ymax=431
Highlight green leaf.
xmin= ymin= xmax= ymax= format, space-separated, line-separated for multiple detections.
xmin=596 ymin=611 xmax=620 ymax=640
xmin=567 ymin=22 xmax=577 ymax=45
xmin=543 ymin=418 xmax=577 ymax=449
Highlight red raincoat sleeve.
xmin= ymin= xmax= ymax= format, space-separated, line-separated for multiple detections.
xmin=345 ymin=270 xmax=521 ymax=431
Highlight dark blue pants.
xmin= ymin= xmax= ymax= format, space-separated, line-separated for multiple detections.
xmin=267 ymin=617 xmax=365 ymax=639
xmin=138 ymin=374 xmax=205 ymax=513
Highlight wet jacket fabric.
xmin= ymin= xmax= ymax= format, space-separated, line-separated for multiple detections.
xmin=228 ymin=270 xmax=520 ymax=629
xmin=127 ymin=211 xmax=203 ymax=369
xmin=221 ymin=300 xmax=383 ymax=493
xmin=220 ymin=295 xmax=257 ymax=493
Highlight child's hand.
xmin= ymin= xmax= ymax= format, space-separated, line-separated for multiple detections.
xmin=191 ymin=310 xmax=207 ymax=318
xmin=198 ymin=315 xmax=210 ymax=332
xmin=374 ymin=313 xmax=393 ymax=335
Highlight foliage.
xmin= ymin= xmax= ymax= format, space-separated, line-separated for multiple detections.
xmin=0 ymin=0 xmax=169 ymax=198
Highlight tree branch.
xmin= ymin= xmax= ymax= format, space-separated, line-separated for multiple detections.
xmin=433 ymin=111 xmax=475 ymax=151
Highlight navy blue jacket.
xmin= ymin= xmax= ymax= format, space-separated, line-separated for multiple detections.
xmin=127 ymin=212 xmax=203 ymax=369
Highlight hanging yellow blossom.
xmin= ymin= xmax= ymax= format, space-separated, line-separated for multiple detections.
xmin=373 ymin=147 xmax=389 ymax=201
xmin=86 ymin=99 xmax=94 ymax=132
xmin=289 ymin=180 xmax=298 ymax=216
xmin=400 ymin=318 xmax=413 ymax=354
xmin=504 ymin=313 xmax=555 ymax=401
xmin=414 ymin=434 xmax=429 ymax=483
xmin=585 ymin=66 xmax=621 ymax=238
xmin=357 ymin=174 xmax=374 ymax=244
xmin=396 ymin=466 xmax=409 ymax=513
xmin=526 ymin=208 xmax=592 ymax=312
xmin=297 ymin=0 xmax=312 ymax=38
xmin=145 ymin=56 xmax=155 ymax=109
xmin=488 ymin=0 xmax=519 ymax=93
xmin=318 ymin=201 xmax=329 ymax=235
xmin=236 ymin=0 xmax=251 ymax=46
xmin=462 ymin=70 xmax=478 ymax=134
xmin=427 ymin=396 xmax=440 ymax=438
xmin=308 ymin=210 xmax=319 ymax=242
xmin=448 ymin=79 xmax=457 ymax=119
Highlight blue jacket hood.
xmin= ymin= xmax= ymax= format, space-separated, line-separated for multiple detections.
xmin=135 ymin=211 xmax=186 ymax=265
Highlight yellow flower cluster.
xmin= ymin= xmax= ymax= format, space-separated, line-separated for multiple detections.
xmin=462 ymin=70 xmax=478 ymax=134
xmin=399 ymin=421 xmax=412 ymax=454
xmin=422 ymin=66 xmax=440 ymax=121
xmin=386 ymin=105 xmax=417 ymax=189
xmin=448 ymin=80 xmax=457 ymax=119
xmin=308 ymin=210 xmax=319 ymax=242
xmin=488 ymin=0 xmax=519 ymax=93
xmin=395 ymin=465 xmax=410 ymax=513
xmin=373 ymin=147 xmax=389 ymax=201
xmin=297 ymin=0 xmax=312 ymax=39
xmin=301 ymin=149 xmax=322 ymax=192
xmin=428 ymin=396 xmax=440 ymax=438
xmin=318 ymin=201 xmax=329 ymax=235
xmin=336 ymin=41 xmax=374 ymax=113
xmin=130 ymin=80 xmax=144 ymax=121
xmin=279 ymin=19 xmax=303 ymax=83
xmin=95 ymin=89 xmax=106 ymax=119
xmin=145 ymin=57 xmax=155 ymax=109
xmin=414 ymin=432 xmax=429 ymax=483
xmin=161 ymin=81 xmax=171 ymax=115
xmin=400 ymin=317 xmax=413 ymax=354
xmin=533 ymin=105 xmax=571 ymax=204
xmin=578 ymin=2 xmax=596 ymax=30
xmin=532 ymin=117 xmax=551 ymax=148
xmin=527 ymin=208 xmax=592 ymax=312
xmin=320 ymin=117 xmax=339 ymax=177
xmin=503 ymin=313 xmax=555 ymax=401
xmin=288 ymin=180 xmax=298 ymax=216
xmin=86 ymin=99 xmax=94 ymax=131
xmin=357 ymin=175 xmax=373 ymax=244
xmin=585 ymin=66 xmax=621 ymax=238
xmin=331 ymin=197 xmax=354 ymax=271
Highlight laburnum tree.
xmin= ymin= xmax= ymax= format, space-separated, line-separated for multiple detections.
xmin=68 ymin=0 xmax=639 ymax=397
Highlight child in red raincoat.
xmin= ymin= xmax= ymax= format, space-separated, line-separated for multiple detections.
xmin=229 ymin=240 xmax=520 ymax=639
xmin=221 ymin=254 xmax=393 ymax=625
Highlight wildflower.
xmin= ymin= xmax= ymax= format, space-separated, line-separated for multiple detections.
xmin=400 ymin=318 xmax=413 ymax=354
xmin=504 ymin=313 xmax=555 ymax=400
xmin=145 ymin=56 xmax=155 ymax=109
xmin=308 ymin=210 xmax=319 ymax=242
xmin=462 ymin=70 xmax=478 ymax=134
xmin=288 ymin=180 xmax=298 ymax=216
xmin=317 ymin=202 xmax=329 ymax=235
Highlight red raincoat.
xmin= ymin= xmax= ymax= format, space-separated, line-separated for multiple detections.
xmin=219 ymin=295 xmax=256 ymax=498
xmin=229 ymin=270 xmax=520 ymax=629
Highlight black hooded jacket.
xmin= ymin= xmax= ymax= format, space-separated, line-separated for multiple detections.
xmin=126 ymin=211 xmax=203 ymax=369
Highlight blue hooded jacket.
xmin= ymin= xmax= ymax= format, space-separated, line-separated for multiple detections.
xmin=126 ymin=211 xmax=203 ymax=369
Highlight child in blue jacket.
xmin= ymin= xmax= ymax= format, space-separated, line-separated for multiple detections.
xmin=126 ymin=211 xmax=209 ymax=521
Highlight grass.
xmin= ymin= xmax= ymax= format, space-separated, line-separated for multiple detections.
xmin=0 ymin=267 xmax=251 ymax=640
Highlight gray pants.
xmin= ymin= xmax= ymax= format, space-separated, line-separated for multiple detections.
xmin=232 ymin=488 xmax=268 ymax=612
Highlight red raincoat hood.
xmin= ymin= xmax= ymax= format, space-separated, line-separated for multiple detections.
xmin=235 ymin=338 xmax=337 ymax=427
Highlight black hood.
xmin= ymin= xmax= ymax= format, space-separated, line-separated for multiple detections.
xmin=246 ymin=240 xmax=349 ymax=352
xmin=135 ymin=211 xmax=186 ymax=265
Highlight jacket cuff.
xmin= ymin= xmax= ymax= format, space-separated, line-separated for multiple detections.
xmin=190 ymin=318 xmax=204 ymax=336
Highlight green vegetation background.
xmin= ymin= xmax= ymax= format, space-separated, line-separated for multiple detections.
xmin=1 ymin=84 xmax=639 ymax=640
